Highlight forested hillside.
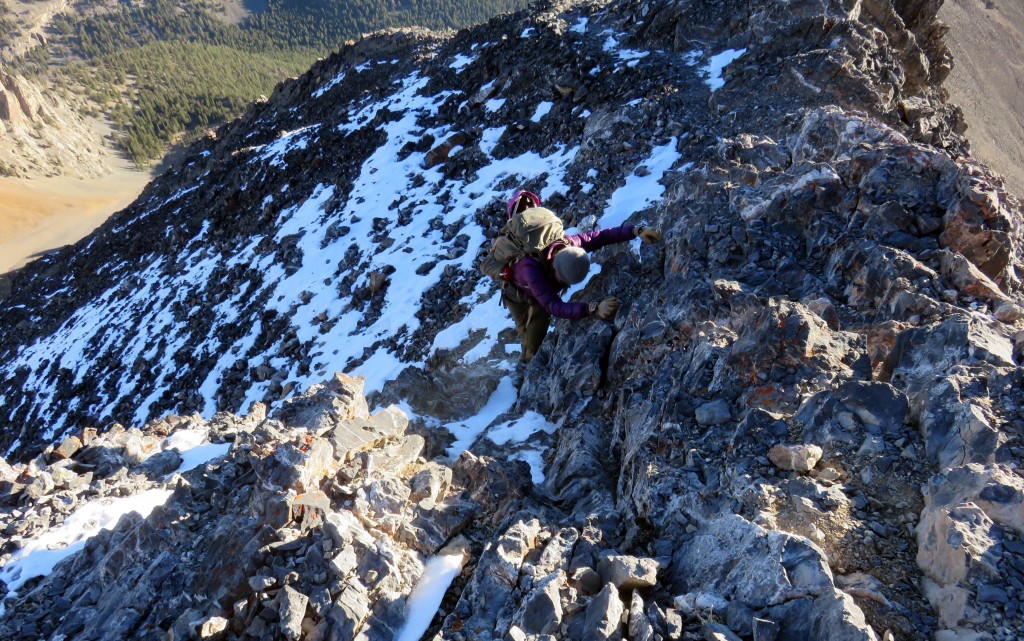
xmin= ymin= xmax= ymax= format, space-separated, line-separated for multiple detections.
xmin=5 ymin=0 xmax=527 ymax=165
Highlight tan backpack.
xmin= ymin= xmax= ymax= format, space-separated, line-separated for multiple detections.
xmin=479 ymin=207 xmax=567 ymax=281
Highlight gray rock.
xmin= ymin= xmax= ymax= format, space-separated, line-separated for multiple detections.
xmin=326 ymin=582 xmax=370 ymax=641
xmin=725 ymin=600 xmax=757 ymax=637
xmin=768 ymin=444 xmax=823 ymax=472
xmin=196 ymin=615 xmax=229 ymax=639
xmin=571 ymin=567 xmax=603 ymax=595
xmin=583 ymin=583 xmax=624 ymax=641
xmin=856 ymin=436 xmax=886 ymax=457
xmin=277 ymin=585 xmax=309 ymax=641
xmin=133 ymin=449 xmax=183 ymax=477
xmin=409 ymin=463 xmax=452 ymax=503
xmin=597 ymin=554 xmax=659 ymax=590
xmin=703 ymin=622 xmax=743 ymax=641
xmin=515 ymin=570 xmax=564 ymax=635
xmin=51 ymin=435 xmax=83 ymax=461
xmin=330 ymin=405 xmax=409 ymax=462
xmin=672 ymin=516 xmax=833 ymax=609
xmin=696 ymin=400 xmax=733 ymax=426
xmin=977 ymin=583 xmax=1010 ymax=604
xmin=752 ymin=618 xmax=781 ymax=641
xmin=329 ymin=545 xmax=359 ymax=579
xmin=249 ymin=575 xmax=277 ymax=591
xmin=23 ymin=470 xmax=54 ymax=500
xmin=628 ymin=591 xmax=655 ymax=641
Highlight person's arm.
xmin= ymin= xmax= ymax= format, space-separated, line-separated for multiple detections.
xmin=516 ymin=259 xmax=591 ymax=319
xmin=565 ymin=225 xmax=637 ymax=252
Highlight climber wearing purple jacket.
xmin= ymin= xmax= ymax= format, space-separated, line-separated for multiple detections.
xmin=499 ymin=190 xmax=663 ymax=361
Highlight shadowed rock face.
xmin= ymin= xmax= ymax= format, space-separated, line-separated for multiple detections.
xmin=1 ymin=1 xmax=1023 ymax=640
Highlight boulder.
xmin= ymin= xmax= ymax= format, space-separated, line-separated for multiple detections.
xmin=583 ymin=583 xmax=625 ymax=641
xmin=514 ymin=570 xmax=564 ymax=635
xmin=597 ymin=554 xmax=659 ymax=590
xmin=671 ymin=515 xmax=834 ymax=609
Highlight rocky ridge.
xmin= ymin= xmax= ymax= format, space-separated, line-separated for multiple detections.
xmin=0 ymin=68 xmax=111 ymax=178
xmin=1 ymin=0 xmax=1024 ymax=640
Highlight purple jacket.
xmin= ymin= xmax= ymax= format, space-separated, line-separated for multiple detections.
xmin=510 ymin=225 xmax=636 ymax=319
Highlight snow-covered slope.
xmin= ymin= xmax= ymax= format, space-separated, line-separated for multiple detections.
xmin=0 ymin=16 xmax=695 ymax=455
xmin=3 ymin=1 xmax=1024 ymax=640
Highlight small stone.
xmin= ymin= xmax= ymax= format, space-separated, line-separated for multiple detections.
xmin=277 ymin=585 xmax=309 ymax=641
xmin=696 ymin=400 xmax=732 ymax=426
xmin=703 ymin=621 xmax=742 ymax=641
xmin=979 ymin=584 xmax=1011 ymax=604
xmin=752 ymin=618 xmax=780 ymax=641
xmin=571 ymin=567 xmax=603 ymax=595
xmin=196 ymin=616 xmax=229 ymax=640
xmin=51 ymin=436 xmax=83 ymax=461
xmin=856 ymin=436 xmax=886 ymax=457
xmin=597 ymin=555 xmax=659 ymax=590
xmin=584 ymin=584 xmax=625 ymax=640
xmin=995 ymin=304 xmax=1024 ymax=323
xmin=869 ymin=521 xmax=890 ymax=538
xmin=249 ymin=575 xmax=277 ymax=591
xmin=768 ymin=444 xmax=823 ymax=472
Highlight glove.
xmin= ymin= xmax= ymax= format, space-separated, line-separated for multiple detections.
xmin=591 ymin=297 xmax=620 ymax=320
xmin=635 ymin=225 xmax=663 ymax=244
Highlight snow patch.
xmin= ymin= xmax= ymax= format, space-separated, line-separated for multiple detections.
xmin=0 ymin=488 xmax=172 ymax=596
xmin=703 ymin=48 xmax=747 ymax=91
xmin=599 ymin=138 xmax=687 ymax=228
xmin=449 ymin=53 xmax=475 ymax=72
xmin=395 ymin=551 xmax=466 ymax=641
xmin=446 ymin=376 xmax=519 ymax=458
xmin=532 ymin=101 xmax=553 ymax=122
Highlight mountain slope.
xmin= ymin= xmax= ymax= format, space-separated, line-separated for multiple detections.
xmin=0 ymin=0 xmax=529 ymax=171
xmin=2 ymin=0 xmax=1024 ymax=639
xmin=939 ymin=0 xmax=1024 ymax=197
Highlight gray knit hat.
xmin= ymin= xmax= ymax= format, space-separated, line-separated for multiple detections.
xmin=552 ymin=246 xmax=590 ymax=285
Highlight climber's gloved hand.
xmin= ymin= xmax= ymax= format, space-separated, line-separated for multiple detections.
xmin=635 ymin=225 xmax=663 ymax=244
xmin=590 ymin=297 xmax=621 ymax=320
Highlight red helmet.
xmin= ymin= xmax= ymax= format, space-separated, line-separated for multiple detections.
xmin=506 ymin=190 xmax=541 ymax=218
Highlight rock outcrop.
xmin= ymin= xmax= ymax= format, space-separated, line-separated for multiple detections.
xmin=0 ymin=69 xmax=110 ymax=178
xmin=1 ymin=1 xmax=1023 ymax=640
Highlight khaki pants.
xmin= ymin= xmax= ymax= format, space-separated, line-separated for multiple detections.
xmin=504 ymin=294 xmax=551 ymax=362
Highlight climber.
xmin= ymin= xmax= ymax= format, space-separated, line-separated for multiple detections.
xmin=479 ymin=189 xmax=663 ymax=362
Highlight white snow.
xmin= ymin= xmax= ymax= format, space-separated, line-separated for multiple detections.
xmin=570 ymin=17 xmax=588 ymax=34
xmin=598 ymin=138 xmax=686 ymax=229
xmin=449 ymin=53 xmax=475 ymax=72
xmin=510 ymin=448 xmax=548 ymax=484
xmin=314 ymin=71 xmax=347 ymax=99
xmin=485 ymin=411 xmax=558 ymax=445
xmin=0 ymin=488 xmax=171 ymax=596
xmin=0 ymin=431 xmax=229 ymax=599
xmin=532 ymin=101 xmax=553 ymax=122
xmin=703 ymin=48 xmax=747 ymax=91
xmin=430 ymin=287 xmax=513 ymax=363
xmin=395 ymin=551 xmax=466 ymax=641
xmin=601 ymin=30 xmax=650 ymax=67
xmin=446 ymin=376 xmax=519 ymax=458
xmin=163 ymin=429 xmax=233 ymax=475
xmin=258 ymin=126 xmax=317 ymax=167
